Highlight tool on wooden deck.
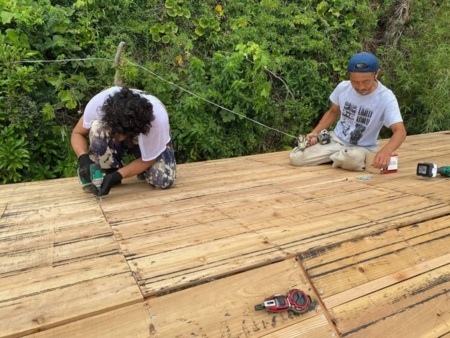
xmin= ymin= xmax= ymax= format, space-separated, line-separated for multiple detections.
xmin=416 ymin=163 xmax=450 ymax=178
xmin=297 ymin=129 xmax=331 ymax=151
xmin=78 ymin=162 xmax=104 ymax=194
xmin=90 ymin=163 xmax=104 ymax=191
xmin=254 ymin=289 xmax=316 ymax=314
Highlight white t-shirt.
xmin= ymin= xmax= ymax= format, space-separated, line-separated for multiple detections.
xmin=83 ymin=86 xmax=171 ymax=161
xmin=330 ymin=81 xmax=402 ymax=151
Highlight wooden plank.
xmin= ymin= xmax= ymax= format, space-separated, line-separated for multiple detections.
xmin=331 ymin=264 xmax=450 ymax=337
xmin=138 ymin=259 xmax=337 ymax=337
xmin=26 ymin=260 xmax=335 ymax=338
xmin=25 ymin=303 xmax=152 ymax=338
xmin=0 ymin=255 xmax=142 ymax=337
xmin=109 ymin=162 xmax=450 ymax=297
xmin=299 ymin=216 xmax=450 ymax=337
xmin=259 ymin=315 xmax=336 ymax=338
xmin=129 ymin=231 xmax=287 ymax=295
xmin=0 ymin=199 xmax=117 ymax=275
xmin=325 ymin=252 xmax=450 ymax=308
xmin=300 ymin=218 xmax=450 ymax=298
xmin=0 ymin=191 xmax=142 ymax=337
xmin=0 ymin=179 xmax=90 ymax=205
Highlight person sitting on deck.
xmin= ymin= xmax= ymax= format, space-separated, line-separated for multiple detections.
xmin=71 ymin=86 xmax=177 ymax=196
xmin=290 ymin=52 xmax=407 ymax=171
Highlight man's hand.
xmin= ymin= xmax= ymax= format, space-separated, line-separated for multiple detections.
xmin=78 ymin=154 xmax=94 ymax=184
xmin=97 ymin=171 xmax=122 ymax=196
xmin=371 ymin=149 xmax=392 ymax=169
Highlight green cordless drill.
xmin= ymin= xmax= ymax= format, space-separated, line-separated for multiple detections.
xmin=78 ymin=163 xmax=104 ymax=192
xmin=416 ymin=163 xmax=450 ymax=178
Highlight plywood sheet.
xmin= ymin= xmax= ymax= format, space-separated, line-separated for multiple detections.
xmin=109 ymin=167 xmax=450 ymax=296
xmin=300 ymin=217 xmax=450 ymax=299
xmin=0 ymin=184 xmax=142 ymax=337
xmin=143 ymin=258 xmax=337 ymax=337
xmin=299 ymin=216 xmax=450 ymax=338
xmin=332 ymin=263 xmax=450 ymax=337
xmin=26 ymin=259 xmax=336 ymax=338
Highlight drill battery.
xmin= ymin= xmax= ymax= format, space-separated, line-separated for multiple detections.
xmin=317 ymin=129 xmax=331 ymax=145
xmin=417 ymin=163 xmax=450 ymax=177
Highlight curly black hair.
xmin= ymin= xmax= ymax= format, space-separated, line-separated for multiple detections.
xmin=101 ymin=87 xmax=155 ymax=142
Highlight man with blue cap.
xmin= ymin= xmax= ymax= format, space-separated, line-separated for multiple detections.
xmin=290 ymin=52 xmax=406 ymax=171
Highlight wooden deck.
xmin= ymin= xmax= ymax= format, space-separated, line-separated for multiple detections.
xmin=1 ymin=131 xmax=450 ymax=338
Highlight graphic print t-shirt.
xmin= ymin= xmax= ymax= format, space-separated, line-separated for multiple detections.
xmin=330 ymin=81 xmax=402 ymax=151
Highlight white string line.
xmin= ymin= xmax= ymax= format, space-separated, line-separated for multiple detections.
xmin=13 ymin=57 xmax=298 ymax=139
xmin=14 ymin=58 xmax=113 ymax=63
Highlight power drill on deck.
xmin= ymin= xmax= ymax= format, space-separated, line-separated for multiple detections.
xmin=78 ymin=163 xmax=104 ymax=192
xmin=297 ymin=129 xmax=331 ymax=151
xmin=416 ymin=163 xmax=450 ymax=178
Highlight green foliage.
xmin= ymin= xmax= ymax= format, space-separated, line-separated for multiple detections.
xmin=0 ymin=126 xmax=30 ymax=183
xmin=1 ymin=0 xmax=448 ymax=184
xmin=378 ymin=0 xmax=450 ymax=134
xmin=0 ymin=0 xmax=92 ymax=183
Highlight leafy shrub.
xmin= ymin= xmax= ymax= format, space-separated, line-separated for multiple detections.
xmin=1 ymin=0 xmax=447 ymax=183
xmin=378 ymin=0 xmax=450 ymax=134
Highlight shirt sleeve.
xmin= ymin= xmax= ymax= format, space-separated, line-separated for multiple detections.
xmin=382 ymin=92 xmax=403 ymax=128
xmin=329 ymin=81 xmax=347 ymax=106
xmin=83 ymin=87 xmax=120 ymax=128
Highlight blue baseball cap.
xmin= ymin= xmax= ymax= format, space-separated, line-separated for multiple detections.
xmin=347 ymin=52 xmax=379 ymax=73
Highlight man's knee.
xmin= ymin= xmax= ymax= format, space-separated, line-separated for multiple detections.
xmin=146 ymin=162 xmax=176 ymax=189
xmin=290 ymin=147 xmax=306 ymax=166
xmin=145 ymin=147 xmax=177 ymax=189
xmin=330 ymin=147 xmax=369 ymax=171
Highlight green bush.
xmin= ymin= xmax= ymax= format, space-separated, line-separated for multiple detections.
xmin=379 ymin=0 xmax=450 ymax=134
xmin=1 ymin=0 xmax=448 ymax=183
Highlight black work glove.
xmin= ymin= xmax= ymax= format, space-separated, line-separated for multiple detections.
xmin=78 ymin=154 xmax=94 ymax=184
xmin=97 ymin=171 xmax=122 ymax=196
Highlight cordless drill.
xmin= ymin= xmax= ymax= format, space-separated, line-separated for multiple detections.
xmin=297 ymin=129 xmax=331 ymax=150
xmin=416 ymin=163 xmax=450 ymax=177
xmin=78 ymin=163 xmax=104 ymax=191
xmin=90 ymin=163 xmax=104 ymax=191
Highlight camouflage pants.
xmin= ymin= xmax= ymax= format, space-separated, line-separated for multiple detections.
xmin=88 ymin=120 xmax=176 ymax=189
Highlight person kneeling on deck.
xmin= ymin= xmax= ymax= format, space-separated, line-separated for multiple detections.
xmin=290 ymin=52 xmax=406 ymax=171
xmin=71 ymin=87 xmax=176 ymax=196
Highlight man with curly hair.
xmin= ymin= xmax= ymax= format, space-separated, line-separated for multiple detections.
xmin=71 ymin=87 xmax=176 ymax=196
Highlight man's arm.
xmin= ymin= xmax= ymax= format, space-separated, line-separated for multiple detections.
xmin=118 ymin=158 xmax=157 ymax=179
xmin=307 ymin=104 xmax=340 ymax=145
xmin=96 ymin=157 xmax=157 ymax=196
xmin=71 ymin=116 xmax=90 ymax=157
xmin=371 ymin=122 xmax=407 ymax=169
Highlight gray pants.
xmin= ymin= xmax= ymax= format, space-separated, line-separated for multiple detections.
xmin=88 ymin=120 xmax=176 ymax=189
xmin=290 ymin=131 xmax=370 ymax=171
